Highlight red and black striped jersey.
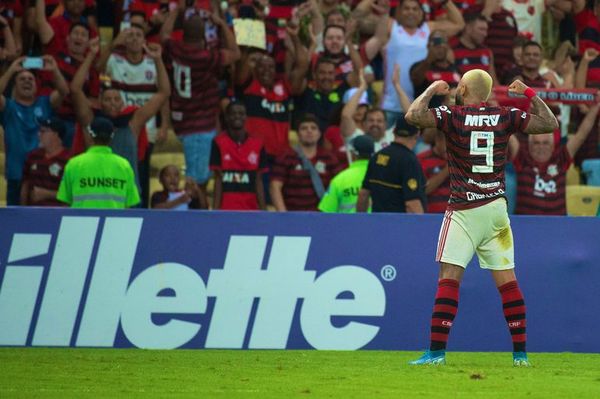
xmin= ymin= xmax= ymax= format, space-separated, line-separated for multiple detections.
xmin=417 ymin=149 xmax=449 ymax=213
xmin=466 ymin=5 xmax=518 ymax=81
xmin=513 ymin=145 xmax=571 ymax=215
xmin=453 ymin=42 xmax=494 ymax=75
xmin=209 ymin=132 xmax=268 ymax=211
xmin=430 ymin=104 xmax=531 ymax=210
xmin=22 ymin=148 xmax=71 ymax=207
xmin=271 ymin=147 xmax=341 ymax=211
xmin=40 ymin=51 xmax=100 ymax=121
xmin=164 ymin=39 xmax=221 ymax=135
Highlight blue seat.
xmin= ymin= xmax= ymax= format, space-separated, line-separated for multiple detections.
xmin=582 ymin=159 xmax=600 ymax=187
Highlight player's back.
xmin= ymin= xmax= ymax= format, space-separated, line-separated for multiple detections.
xmin=431 ymin=104 xmax=530 ymax=210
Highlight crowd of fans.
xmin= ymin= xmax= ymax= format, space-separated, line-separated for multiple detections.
xmin=1 ymin=0 xmax=599 ymax=215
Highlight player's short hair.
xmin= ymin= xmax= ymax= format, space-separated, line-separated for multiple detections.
xmin=129 ymin=10 xmax=147 ymax=21
xmin=462 ymin=69 xmax=493 ymax=102
xmin=159 ymin=164 xmax=180 ymax=181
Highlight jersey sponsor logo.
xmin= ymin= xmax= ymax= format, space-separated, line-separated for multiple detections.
xmin=261 ymin=99 xmax=287 ymax=114
xmin=49 ymin=163 xmax=63 ymax=177
xmin=464 ymin=114 xmax=500 ymax=127
xmin=434 ymin=105 xmax=451 ymax=120
xmin=0 ymin=217 xmax=387 ymax=350
xmin=467 ymin=178 xmax=500 ymax=190
xmin=466 ymin=188 xmax=504 ymax=201
xmin=533 ymin=175 xmax=557 ymax=197
xmin=222 ymin=172 xmax=250 ymax=184
xmin=247 ymin=151 xmax=258 ymax=165
xmin=315 ymin=161 xmax=326 ymax=174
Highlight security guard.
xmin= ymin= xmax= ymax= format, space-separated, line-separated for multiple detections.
xmin=356 ymin=114 xmax=426 ymax=213
xmin=57 ymin=117 xmax=140 ymax=209
xmin=318 ymin=135 xmax=375 ymax=213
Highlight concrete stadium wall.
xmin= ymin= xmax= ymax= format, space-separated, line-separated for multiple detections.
xmin=0 ymin=208 xmax=598 ymax=353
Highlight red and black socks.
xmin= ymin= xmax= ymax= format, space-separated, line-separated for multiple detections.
xmin=499 ymin=280 xmax=527 ymax=353
xmin=429 ymin=279 xmax=460 ymax=352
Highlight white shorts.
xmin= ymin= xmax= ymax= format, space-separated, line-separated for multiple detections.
xmin=436 ymin=198 xmax=515 ymax=270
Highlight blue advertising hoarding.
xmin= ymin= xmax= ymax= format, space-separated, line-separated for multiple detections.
xmin=0 ymin=208 xmax=598 ymax=352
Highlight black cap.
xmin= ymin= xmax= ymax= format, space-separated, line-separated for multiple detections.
xmin=350 ymin=135 xmax=375 ymax=156
xmin=88 ymin=117 xmax=115 ymax=140
xmin=394 ymin=113 xmax=419 ymax=137
xmin=37 ymin=116 xmax=66 ymax=140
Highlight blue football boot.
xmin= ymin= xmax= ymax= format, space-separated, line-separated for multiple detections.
xmin=409 ymin=350 xmax=446 ymax=365
xmin=513 ymin=352 xmax=531 ymax=367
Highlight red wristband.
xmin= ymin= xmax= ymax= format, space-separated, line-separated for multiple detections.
xmin=524 ymin=87 xmax=536 ymax=99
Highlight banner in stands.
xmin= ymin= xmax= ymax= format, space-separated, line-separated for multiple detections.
xmin=0 ymin=209 xmax=599 ymax=353
xmin=494 ymin=87 xmax=598 ymax=105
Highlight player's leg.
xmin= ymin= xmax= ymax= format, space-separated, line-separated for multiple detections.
xmin=477 ymin=199 xmax=529 ymax=366
xmin=410 ymin=210 xmax=474 ymax=365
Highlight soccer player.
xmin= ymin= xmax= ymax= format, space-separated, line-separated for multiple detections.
xmin=405 ymin=69 xmax=558 ymax=366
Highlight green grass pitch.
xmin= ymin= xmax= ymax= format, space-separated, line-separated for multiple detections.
xmin=1 ymin=349 xmax=599 ymax=398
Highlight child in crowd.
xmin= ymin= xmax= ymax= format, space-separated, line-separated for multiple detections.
xmin=151 ymin=164 xmax=201 ymax=210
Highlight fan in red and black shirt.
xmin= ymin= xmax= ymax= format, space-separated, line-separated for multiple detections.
xmin=452 ymin=13 xmax=498 ymax=84
xmin=21 ymin=116 xmax=70 ymax=206
xmin=404 ymin=71 xmax=558 ymax=363
xmin=39 ymin=22 xmax=99 ymax=148
xmin=411 ymin=31 xmax=461 ymax=109
xmin=210 ymin=102 xmax=268 ymax=211
xmin=34 ymin=0 xmax=98 ymax=56
xmin=508 ymin=100 xmax=600 ymax=215
xmin=465 ymin=1 xmax=518 ymax=83
xmin=418 ymin=129 xmax=449 ymax=213
xmin=235 ymin=21 xmax=307 ymax=160
xmin=270 ymin=114 xmax=341 ymax=211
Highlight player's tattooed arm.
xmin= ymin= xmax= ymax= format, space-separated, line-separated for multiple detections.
xmin=523 ymin=96 xmax=560 ymax=134
xmin=405 ymin=80 xmax=449 ymax=128
xmin=508 ymin=80 xmax=559 ymax=135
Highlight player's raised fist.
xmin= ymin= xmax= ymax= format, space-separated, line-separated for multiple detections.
xmin=430 ymin=80 xmax=450 ymax=95
xmin=508 ymin=79 xmax=528 ymax=95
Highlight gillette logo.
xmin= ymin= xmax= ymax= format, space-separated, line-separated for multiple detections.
xmin=0 ymin=217 xmax=386 ymax=350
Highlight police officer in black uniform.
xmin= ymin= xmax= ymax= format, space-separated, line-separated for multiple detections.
xmin=356 ymin=114 xmax=427 ymax=213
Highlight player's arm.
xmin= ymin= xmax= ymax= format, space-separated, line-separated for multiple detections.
xmin=405 ymin=80 xmax=450 ymax=128
xmin=508 ymin=80 xmax=559 ymax=135
xmin=256 ymin=172 xmax=266 ymax=210
xmin=566 ymin=100 xmax=600 ymax=157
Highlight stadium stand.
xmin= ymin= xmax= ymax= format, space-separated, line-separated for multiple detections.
xmin=0 ymin=0 xmax=597 ymax=216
